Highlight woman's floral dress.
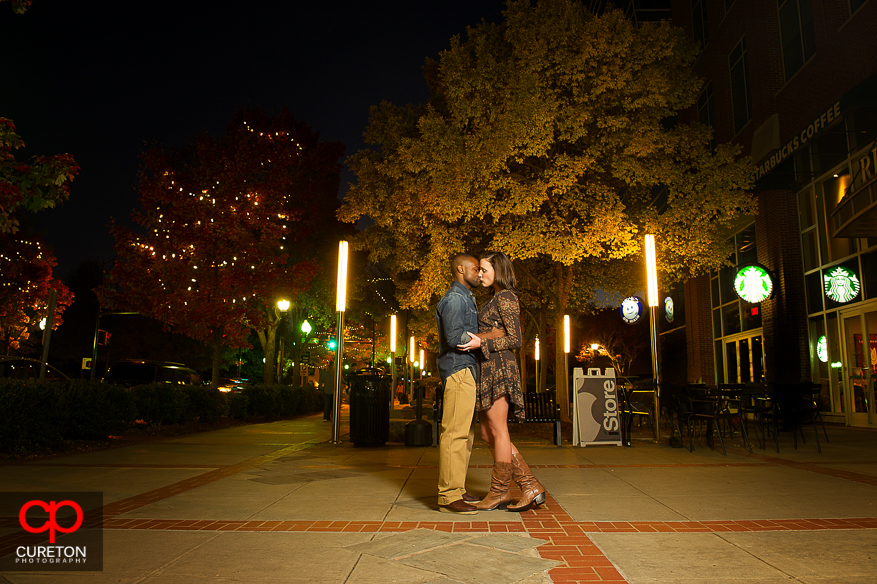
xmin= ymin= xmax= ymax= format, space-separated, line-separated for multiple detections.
xmin=475 ymin=289 xmax=525 ymax=422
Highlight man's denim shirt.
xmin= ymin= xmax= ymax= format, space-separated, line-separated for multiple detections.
xmin=436 ymin=281 xmax=479 ymax=383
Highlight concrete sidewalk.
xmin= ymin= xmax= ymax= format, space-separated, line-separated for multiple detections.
xmin=1 ymin=406 xmax=876 ymax=583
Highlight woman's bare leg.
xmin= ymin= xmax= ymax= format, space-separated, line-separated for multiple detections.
xmin=484 ymin=396 xmax=512 ymax=463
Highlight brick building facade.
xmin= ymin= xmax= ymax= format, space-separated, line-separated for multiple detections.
xmin=668 ymin=0 xmax=877 ymax=426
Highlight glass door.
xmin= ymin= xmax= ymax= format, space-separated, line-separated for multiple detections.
xmin=841 ymin=310 xmax=877 ymax=426
xmin=722 ymin=334 xmax=764 ymax=384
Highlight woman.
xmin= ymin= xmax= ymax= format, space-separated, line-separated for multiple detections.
xmin=458 ymin=251 xmax=547 ymax=512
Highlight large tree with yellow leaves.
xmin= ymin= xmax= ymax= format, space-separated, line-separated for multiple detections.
xmin=340 ymin=0 xmax=755 ymax=417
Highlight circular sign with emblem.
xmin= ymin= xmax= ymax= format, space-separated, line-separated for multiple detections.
xmin=734 ymin=264 xmax=773 ymax=303
xmin=664 ymin=297 xmax=674 ymax=323
xmin=620 ymin=296 xmax=643 ymax=324
xmin=824 ymin=266 xmax=860 ymax=304
xmin=816 ymin=335 xmax=828 ymax=363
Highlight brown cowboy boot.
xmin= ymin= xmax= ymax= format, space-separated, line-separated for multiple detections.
xmin=508 ymin=451 xmax=546 ymax=512
xmin=475 ymin=461 xmax=514 ymax=510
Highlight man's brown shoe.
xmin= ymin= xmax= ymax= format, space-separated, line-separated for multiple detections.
xmin=462 ymin=492 xmax=479 ymax=503
xmin=439 ymin=499 xmax=478 ymax=514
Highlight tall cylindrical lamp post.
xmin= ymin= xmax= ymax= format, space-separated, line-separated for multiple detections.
xmin=645 ymin=234 xmax=661 ymax=444
xmin=534 ymin=337 xmax=540 ymax=393
xmin=332 ymin=241 xmax=348 ymax=445
xmin=276 ymin=300 xmax=290 ymax=382
xmin=563 ymin=315 xmax=570 ymax=416
xmin=390 ymin=315 xmax=397 ymax=410
xmin=301 ymin=319 xmax=312 ymax=386
xmin=409 ymin=336 xmax=415 ymax=402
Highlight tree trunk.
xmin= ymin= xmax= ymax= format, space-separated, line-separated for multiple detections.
xmin=257 ymin=325 xmax=277 ymax=385
xmin=210 ymin=328 xmax=223 ymax=390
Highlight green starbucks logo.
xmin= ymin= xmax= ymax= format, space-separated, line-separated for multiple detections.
xmin=734 ymin=265 xmax=773 ymax=303
xmin=824 ymin=266 xmax=860 ymax=304
xmin=816 ymin=335 xmax=828 ymax=363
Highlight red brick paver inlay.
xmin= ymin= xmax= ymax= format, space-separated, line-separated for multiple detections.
xmin=7 ymin=436 xmax=877 ymax=583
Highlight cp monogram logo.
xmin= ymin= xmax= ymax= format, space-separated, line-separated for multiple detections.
xmin=19 ymin=500 xmax=84 ymax=543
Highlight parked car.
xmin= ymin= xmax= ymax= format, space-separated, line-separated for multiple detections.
xmin=102 ymin=359 xmax=202 ymax=387
xmin=0 ymin=356 xmax=70 ymax=381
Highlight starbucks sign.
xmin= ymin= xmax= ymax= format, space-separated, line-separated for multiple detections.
xmin=734 ymin=264 xmax=773 ymax=303
xmin=824 ymin=266 xmax=860 ymax=304
xmin=816 ymin=335 xmax=828 ymax=363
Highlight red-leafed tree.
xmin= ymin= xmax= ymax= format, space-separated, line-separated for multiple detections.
xmin=0 ymin=234 xmax=73 ymax=353
xmin=104 ymin=108 xmax=344 ymax=387
xmin=0 ymin=119 xmax=79 ymax=235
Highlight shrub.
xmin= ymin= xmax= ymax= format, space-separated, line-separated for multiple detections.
xmin=182 ymin=385 xmax=227 ymax=423
xmin=129 ymin=383 xmax=190 ymax=426
xmin=0 ymin=379 xmax=64 ymax=454
xmin=58 ymin=380 xmax=135 ymax=439
xmin=240 ymin=384 xmax=279 ymax=416
xmin=227 ymin=392 xmax=248 ymax=418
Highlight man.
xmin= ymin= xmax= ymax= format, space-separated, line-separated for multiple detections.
xmin=435 ymin=253 xmax=482 ymax=514
xmin=319 ymin=355 xmax=335 ymax=422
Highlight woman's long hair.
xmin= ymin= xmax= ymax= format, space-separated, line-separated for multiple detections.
xmin=481 ymin=251 xmax=517 ymax=293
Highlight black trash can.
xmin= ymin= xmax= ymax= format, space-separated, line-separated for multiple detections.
xmin=348 ymin=367 xmax=390 ymax=446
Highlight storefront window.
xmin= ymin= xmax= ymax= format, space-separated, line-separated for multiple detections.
xmin=802 ymin=230 xmax=820 ymax=271
xmin=826 ymin=312 xmax=843 ymax=412
xmin=847 ymin=107 xmax=877 ymax=152
xmin=710 ymin=223 xmax=762 ymax=383
xmin=861 ymin=250 xmax=877 ymax=300
xmin=798 ymin=188 xmax=815 ymax=229
xmin=820 ymin=171 xmax=856 ymax=261
xmin=742 ymin=303 xmax=762 ymax=331
xmin=722 ymin=302 xmax=741 ymax=336
xmin=805 ymin=271 xmax=823 ymax=314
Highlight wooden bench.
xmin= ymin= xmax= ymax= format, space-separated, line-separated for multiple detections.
xmin=433 ymin=388 xmax=562 ymax=447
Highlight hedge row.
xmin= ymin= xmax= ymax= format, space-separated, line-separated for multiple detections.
xmin=0 ymin=379 xmax=321 ymax=455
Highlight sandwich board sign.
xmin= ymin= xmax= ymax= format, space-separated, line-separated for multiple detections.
xmin=572 ymin=367 xmax=622 ymax=446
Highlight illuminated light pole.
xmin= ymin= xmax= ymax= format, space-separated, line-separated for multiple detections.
xmin=534 ymin=337 xmax=540 ymax=393
xmin=301 ymin=319 xmax=312 ymax=386
xmin=645 ymin=233 xmax=661 ymax=444
xmin=276 ymin=300 xmax=290 ymax=381
xmin=39 ymin=289 xmax=57 ymax=380
xmin=419 ymin=349 xmax=425 ymax=379
xmin=390 ymin=315 xmax=397 ymax=410
xmin=409 ymin=335 xmax=415 ymax=402
xmin=332 ymin=241 xmax=348 ymax=444
xmin=564 ymin=315 xmax=570 ymax=416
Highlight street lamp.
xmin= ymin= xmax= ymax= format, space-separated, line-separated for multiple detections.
xmin=276 ymin=300 xmax=289 ymax=381
xmin=645 ymin=233 xmax=661 ymax=444
xmin=332 ymin=241 xmax=348 ymax=444
xmin=564 ymin=315 xmax=570 ymax=416
xmin=419 ymin=349 xmax=425 ymax=379
xmin=390 ymin=315 xmax=397 ymax=410
xmin=300 ymin=319 xmax=312 ymax=386
xmin=409 ymin=335 xmax=415 ymax=402
xmin=534 ymin=337 xmax=540 ymax=393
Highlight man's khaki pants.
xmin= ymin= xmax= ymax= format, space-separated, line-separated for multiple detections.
xmin=437 ymin=368 xmax=476 ymax=505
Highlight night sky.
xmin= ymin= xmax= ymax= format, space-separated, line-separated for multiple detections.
xmin=1 ymin=1 xmax=507 ymax=278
